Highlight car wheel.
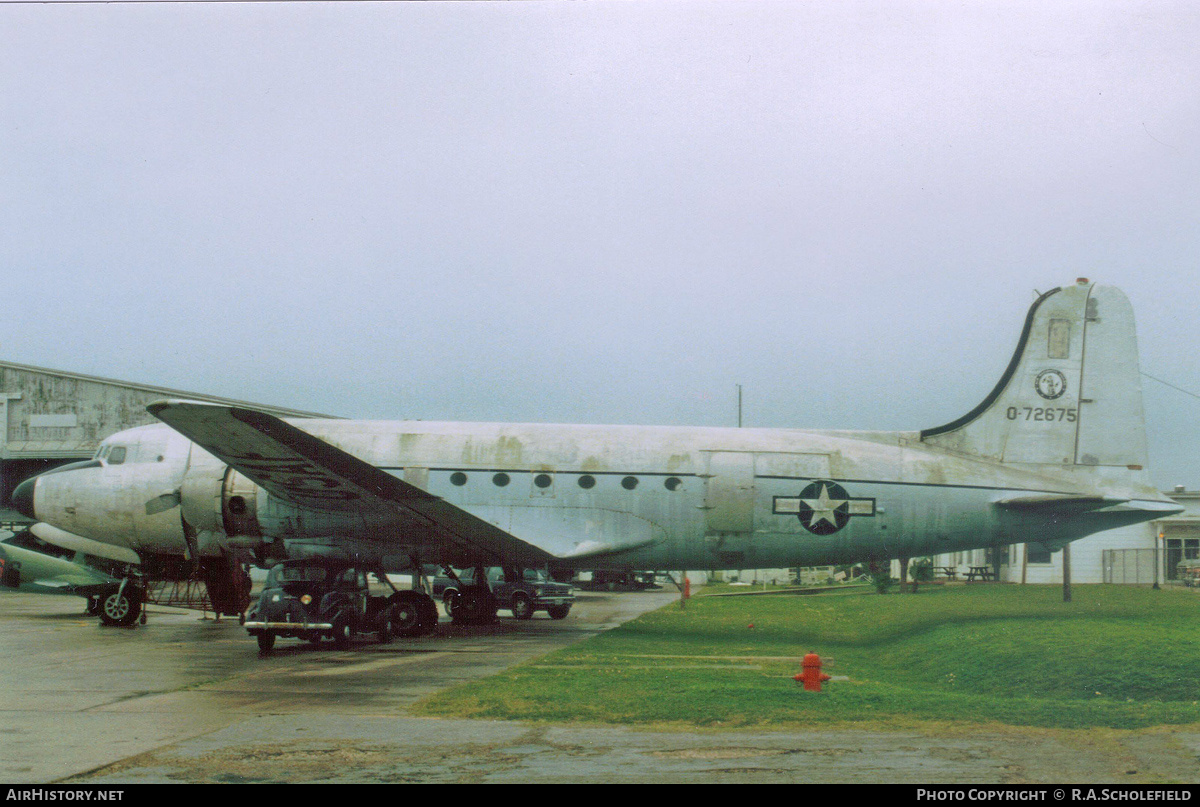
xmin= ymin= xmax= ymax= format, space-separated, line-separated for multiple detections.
xmin=331 ymin=613 xmax=353 ymax=649
xmin=547 ymin=604 xmax=571 ymax=620
xmin=256 ymin=632 xmax=276 ymax=653
xmin=511 ymin=593 xmax=534 ymax=620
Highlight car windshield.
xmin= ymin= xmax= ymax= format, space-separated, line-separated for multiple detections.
xmin=273 ymin=565 xmax=328 ymax=584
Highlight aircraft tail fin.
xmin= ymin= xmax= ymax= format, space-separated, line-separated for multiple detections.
xmin=920 ymin=279 xmax=1149 ymax=472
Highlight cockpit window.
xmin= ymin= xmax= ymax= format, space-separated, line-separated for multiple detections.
xmin=107 ymin=446 xmax=126 ymax=465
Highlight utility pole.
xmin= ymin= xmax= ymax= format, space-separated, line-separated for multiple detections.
xmin=1062 ymin=543 xmax=1072 ymax=602
xmin=1153 ymin=531 xmax=1161 ymax=590
xmin=736 ymin=384 xmax=743 ymax=428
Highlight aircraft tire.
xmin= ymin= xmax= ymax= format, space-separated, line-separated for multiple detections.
xmin=449 ymin=585 xmax=496 ymax=625
xmin=376 ymin=609 xmax=394 ymax=644
xmin=418 ymin=594 xmax=439 ymax=635
xmin=547 ymin=604 xmax=571 ymax=620
xmin=256 ymin=632 xmax=276 ymax=653
xmin=98 ymin=587 xmax=143 ymax=627
xmin=388 ymin=592 xmax=426 ymax=637
xmin=511 ymin=593 xmax=534 ymax=620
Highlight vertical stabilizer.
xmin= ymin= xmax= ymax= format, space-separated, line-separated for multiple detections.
xmin=920 ymin=280 xmax=1148 ymax=471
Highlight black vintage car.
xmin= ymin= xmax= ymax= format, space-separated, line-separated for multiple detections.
xmin=431 ymin=567 xmax=574 ymax=622
xmin=245 ymin=559 xmax=430 ymax=653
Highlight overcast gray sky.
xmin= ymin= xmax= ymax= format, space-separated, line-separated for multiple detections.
xmin=1 ymin=1 xmax=1198 ymax=487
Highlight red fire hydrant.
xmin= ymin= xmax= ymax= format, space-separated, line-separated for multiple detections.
xmin=794 ymin=652 xmax=832 ymax=692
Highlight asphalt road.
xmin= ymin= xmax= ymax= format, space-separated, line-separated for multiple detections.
xmin=3 ymin=587 xmax=1198 ymax=784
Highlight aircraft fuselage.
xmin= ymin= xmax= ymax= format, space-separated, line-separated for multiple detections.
xmin=26 ymin=417 xmax=1167 ymax=574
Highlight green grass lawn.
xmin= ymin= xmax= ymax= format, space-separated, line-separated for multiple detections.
xmin=413 ymin=584 xmax=1200 ymax=731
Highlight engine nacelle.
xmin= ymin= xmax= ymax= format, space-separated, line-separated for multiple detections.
xmin=179 ymin=448 xmax=392 ymax=560
xmin=180 ymin=451 xmax=262 ymax=540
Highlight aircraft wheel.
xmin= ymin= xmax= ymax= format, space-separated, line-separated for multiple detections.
xmin=256 ymin=632 xmax=276 ymax=653
xmin=376 ymin=609 xmax=394 ymax=644
xmin=511 ymin=593 xmax=534 ymax=620
xmin=547 ymin=604 xmax=571 ymax=620
xmin=449 ymin=586 xmax=496 ymax=625
xmin=99 ymin=587 xmax=142 ymax=627
xmin=419 ymin=594 xmax=439 ymax=635
xmin=389 ymin=592 xmax=428 ymax=638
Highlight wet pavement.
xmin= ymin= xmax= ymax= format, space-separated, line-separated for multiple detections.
xmin=3 ymin=587 xmax=1198 ymax=784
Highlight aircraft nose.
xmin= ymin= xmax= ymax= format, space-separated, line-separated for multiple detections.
xmin=11 ymin=476 xmax=36 ymax=520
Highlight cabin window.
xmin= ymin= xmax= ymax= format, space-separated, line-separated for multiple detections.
xmin=621 ymin=476 xmax=638 ymax=490
xmin=577 ymin=475 xmax=596 ymax=489
xmin=493 ymin=473 xmax=510 ymax=487
xmin=534 ymin=474 xmax=553 ymax=489
xmin=450 ymin=472 xmax=468 ymax=486
xmin=664 ymin=477 xmax=682 ymax=491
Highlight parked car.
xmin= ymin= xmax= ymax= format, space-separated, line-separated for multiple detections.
xmin=576 ymin=570 xmax=661 ymax=591
xmin=432 ymin=567 xmax=574 ymax=621
xmin=245 ymin=559 xmax=399 ymax=652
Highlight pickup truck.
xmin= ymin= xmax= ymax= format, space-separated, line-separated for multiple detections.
xmin=432 ymin=567 xmax=575 ymax=621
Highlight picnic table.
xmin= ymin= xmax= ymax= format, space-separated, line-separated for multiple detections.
xmin=940 ymin=567 xmax=958 ymax=580
xmin=965 ymin=566 xmax=994 ymax=582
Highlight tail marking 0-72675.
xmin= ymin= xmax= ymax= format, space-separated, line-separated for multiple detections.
xmin=11 ymin=278 xmax=1182 ymax=625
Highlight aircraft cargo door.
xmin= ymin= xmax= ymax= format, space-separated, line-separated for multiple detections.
xmin=703 ymin=451 xmax=755 ymax=534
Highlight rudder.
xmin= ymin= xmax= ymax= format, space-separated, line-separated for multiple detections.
xmin=920 ymin=279 xmax=1148 ymax=471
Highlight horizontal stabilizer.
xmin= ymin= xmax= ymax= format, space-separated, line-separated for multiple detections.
xmin=994 ymin=494 xmax=1129 ymax=513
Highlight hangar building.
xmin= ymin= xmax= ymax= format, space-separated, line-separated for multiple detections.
xmin=0 ymin=359 xmax=333 ymax=519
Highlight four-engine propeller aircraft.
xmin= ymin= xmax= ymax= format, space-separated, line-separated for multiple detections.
xmin=12 ymin=279 xmax=1182 ymax=632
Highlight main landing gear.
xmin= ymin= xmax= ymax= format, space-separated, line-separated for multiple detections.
xmin=443 ymin=565 xmax=498 ymax=626
xmin=386 ymin=589 xmax=439 ymax=637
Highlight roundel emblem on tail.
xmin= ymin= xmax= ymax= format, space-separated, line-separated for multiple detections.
xmin=773 ymin=481 xmax=877 ymax=536
xmin=1035 ymin=369 xmax=1067 ymax=400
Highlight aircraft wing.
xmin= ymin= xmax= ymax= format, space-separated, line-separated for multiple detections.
xmin=147 ymin=400 xmax=556 ymax=566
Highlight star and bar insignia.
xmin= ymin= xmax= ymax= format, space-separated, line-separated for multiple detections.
xmin=773 ymin=481 xmax=875 ymax=535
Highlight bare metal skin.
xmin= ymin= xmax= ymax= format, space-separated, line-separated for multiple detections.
xmin=13 ymin=280 xmax=1180 ymax=583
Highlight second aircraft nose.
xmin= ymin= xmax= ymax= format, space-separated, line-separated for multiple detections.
xmin=11 ymin=476 xmax=36 ymax=520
